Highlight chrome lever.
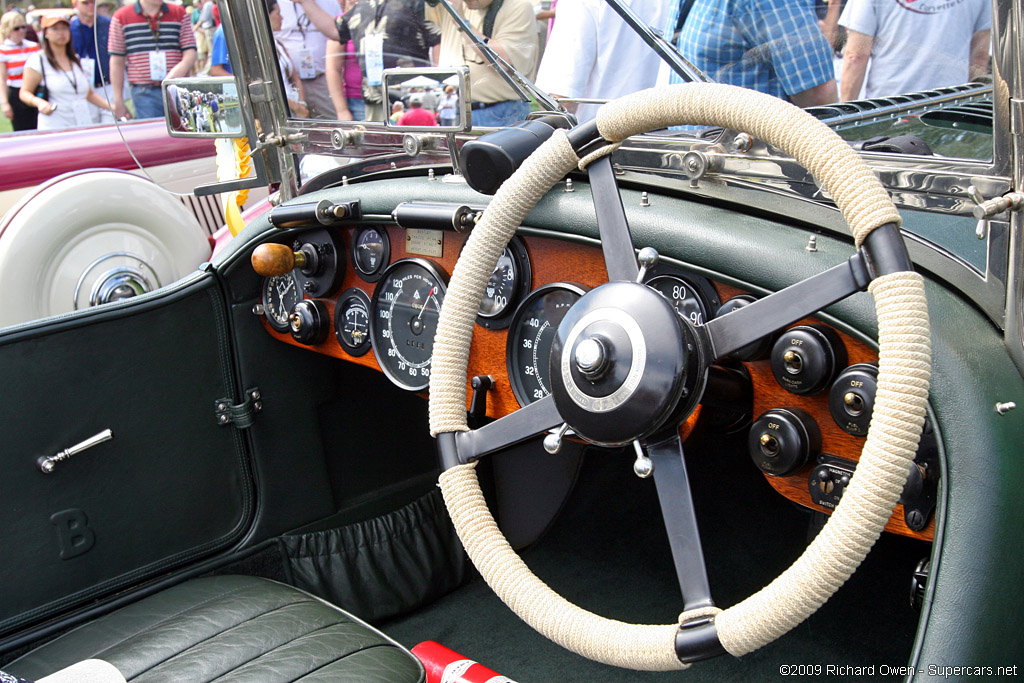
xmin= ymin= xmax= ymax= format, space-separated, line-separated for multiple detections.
xmin=968 ymin=186 xmax=1024 ymax=240
xmin=632 ymin=440 xmax=654 ymax=478
xmin=38 ymin=429 xmax=113 ymax=474
xmin=636 ymin=247 xmax=659 ymax=283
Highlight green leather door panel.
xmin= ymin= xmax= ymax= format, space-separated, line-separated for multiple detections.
xmin=0 ymin=275 xmax=253 ymax=636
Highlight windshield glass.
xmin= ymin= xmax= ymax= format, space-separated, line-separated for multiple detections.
xmin=269 ymin=0 xmax=993 ymax=160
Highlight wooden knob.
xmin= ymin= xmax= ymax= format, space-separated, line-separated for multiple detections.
xmin=252 ymin=243 xmax=298 ymax=277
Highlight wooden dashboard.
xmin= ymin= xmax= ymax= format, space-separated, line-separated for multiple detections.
xmin=260 ymin=223 xmax=935 ymax=542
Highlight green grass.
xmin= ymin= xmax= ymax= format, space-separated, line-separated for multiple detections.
xmin=0 ymin=115 xmax=12 ymax=134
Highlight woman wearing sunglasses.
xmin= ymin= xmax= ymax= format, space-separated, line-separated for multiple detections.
xmin=0 ymin=10 xmax=41 ymax=131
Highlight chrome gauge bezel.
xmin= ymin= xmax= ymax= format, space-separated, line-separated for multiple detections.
xmin=261 ymin=271 xmax=302 ymax=333
xmin=352 ymin=226 xmax=391 ymax=282
xmin=506 ymin=282 xmax=588 ymax=407
xmin=475 ymin=235 xmax=532 ymax=330
xmin=369 ymin=258 xmax=449 ymax=391
xmin=334 ymin=287 xmax=372 ymax=357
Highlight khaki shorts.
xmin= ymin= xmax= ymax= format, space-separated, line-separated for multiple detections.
xmin=195 ymin=27 xmax=211 ymax=56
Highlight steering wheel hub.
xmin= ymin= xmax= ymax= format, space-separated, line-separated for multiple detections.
xmin=573 ymin=336 xmax=608 ymax=377
xmin=550 ymin=281 xmax=694 ymax=446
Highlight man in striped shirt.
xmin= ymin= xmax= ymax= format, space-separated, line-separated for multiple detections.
xmin=108 ymin=0 xmax=196 ymax=120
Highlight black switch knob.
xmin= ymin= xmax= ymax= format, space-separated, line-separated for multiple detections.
xmin=770 ymin=325 xmax=847 ymax=396
xmin=289 ymin=299 xmax=330 ymax=346
xmin=748 ymin=408 xmax=821 ymax=476
xmin=829 ymin=363 xmax=878 ymax=436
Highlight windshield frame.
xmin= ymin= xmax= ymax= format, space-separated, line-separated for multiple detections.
xmin=216 ymin=0 xmax=1020 ymax=338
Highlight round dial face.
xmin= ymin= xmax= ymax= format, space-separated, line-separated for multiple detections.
xmin=479 ymin=246 xmax=519 ymax=319
xmin=646 ymin=275 xmax=710 ymax=327
xmin=261 ymin=273 xmax=302 ymax=332
xmin=506 ymin=283 xmax=586 ymax=406
xmin=353 ymin=227 xmax=390 ymax=280
xmin=335 ymin=288 xmax=372 ymax=356
xmin=370 ymin=259 xmax=448 ymax=391
xmin=475 ymin=236 xmax=531 ymax=330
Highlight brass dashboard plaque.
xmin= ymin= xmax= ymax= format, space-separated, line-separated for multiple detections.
xmin=405 ymin=228 xmax=444 ymax=258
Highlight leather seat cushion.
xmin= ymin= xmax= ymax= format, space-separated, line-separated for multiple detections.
xmin=6 ymin=576 xmax=424 ymax=683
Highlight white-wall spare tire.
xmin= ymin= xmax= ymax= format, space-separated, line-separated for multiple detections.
xmin=0 ymin=169 xmax=211 ymax=328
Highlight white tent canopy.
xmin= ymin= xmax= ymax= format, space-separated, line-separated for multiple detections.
xmin=401 ymin=76 xmax=439 ymax=88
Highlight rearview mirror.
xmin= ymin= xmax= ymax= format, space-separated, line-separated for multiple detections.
xmin=162 ymin=77 xmax=245 ymax=137
xmin=383 ymin=67 xmax=471 ymax=133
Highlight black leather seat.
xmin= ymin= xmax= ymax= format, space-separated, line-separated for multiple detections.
xmin=5 ymin=576 xmax=424 ymax=682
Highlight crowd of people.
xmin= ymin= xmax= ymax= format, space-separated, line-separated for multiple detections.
xmin=538 ymin=0 xmax=991 ymax=120
xmin=0 ymin=0 xmax=994 ymax=133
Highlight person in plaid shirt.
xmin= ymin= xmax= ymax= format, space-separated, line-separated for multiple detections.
xmin=666 ymin=0 xmax=836 ymax=107
xmin=108 ymin=0 xmax=196 ymax=120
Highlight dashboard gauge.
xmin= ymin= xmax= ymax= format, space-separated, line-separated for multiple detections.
xmin=506 ymin=283 xmax=587 ymax=406
xmin=370 ymin=259 xmax=448 ymax=391
xmin=261 ymin=272 xmax=302 ymax=332
xmin=335 ymin=288 xmax=372 ymax=356
xmin=645 ymin=271 xmax=719 ymax=327
xmin=352 ymin=226 xmax=391 ymax=281
xmin=476 ymin=236 xmax=532 ymax=330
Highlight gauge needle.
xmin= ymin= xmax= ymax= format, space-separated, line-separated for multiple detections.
xmin=417 ymin=287 xmax=436 ymax=320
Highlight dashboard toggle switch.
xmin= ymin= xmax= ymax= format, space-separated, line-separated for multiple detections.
xmin=829 ymin=363 xmax=878 ymax=436
xmin=770 ymin=325 xmax=847 ymax=396
xmin=289 ymin=300 xmax=330 ymax=346
xmin=747 ymin=407 xmax=821 ymax=476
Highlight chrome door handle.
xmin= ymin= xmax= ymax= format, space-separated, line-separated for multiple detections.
xmin=38 ymin=429 xmax=114 ymax=474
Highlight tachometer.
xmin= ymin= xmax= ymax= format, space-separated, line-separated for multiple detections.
xmin=370 ymin=259 xmax=448 ymax=391
xmin=506 ymin=283 xmax=587 ymax=406
xmin=261 ymin=272 xmax=301 ymax=332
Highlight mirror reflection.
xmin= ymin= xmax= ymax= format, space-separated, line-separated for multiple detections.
xmin=163 ymin=77 xmax=243 ymax=136
xmin=383 ymin=67 xmax=467 ymax=130
xmin=277 ymin=0 xmax=435 ymax=122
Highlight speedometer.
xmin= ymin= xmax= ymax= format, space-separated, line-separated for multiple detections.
xmin=643 ymin=268 xmax=719 ymax=327
xmin=506 ymin=283 xmax=587 ymax=406
xmin=646 ymin=275 xmax=710 ymax=326
xmin=370 ymin=259 xmax=448 ymax=391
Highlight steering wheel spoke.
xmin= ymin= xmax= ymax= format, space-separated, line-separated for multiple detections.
xmin=588 ymin=156 xmax=640 ymax=282
xmin=441 ymin=395 xmax=564 ymax=468
xmin=646 ymin=433 xmax=714 ymax=612
xmin=700 ymin=253 xmax=871 ymax=361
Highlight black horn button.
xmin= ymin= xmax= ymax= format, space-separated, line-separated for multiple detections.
xmin=550 ymin=281 xmax=690 ymax=446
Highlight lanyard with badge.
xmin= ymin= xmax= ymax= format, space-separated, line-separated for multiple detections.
xmin=292 ymin=4 xmax=316 ymax=80
xmin=59 ymin=63 xmax=92 ymax=126
xmin=364 ymin=0 xmax=388 ymax=87
xmin=147 ymin=12 xmax=167 ymax=81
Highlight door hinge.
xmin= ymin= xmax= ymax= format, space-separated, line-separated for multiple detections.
xmin=214 ymin=388 xmax=263 ymax=428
